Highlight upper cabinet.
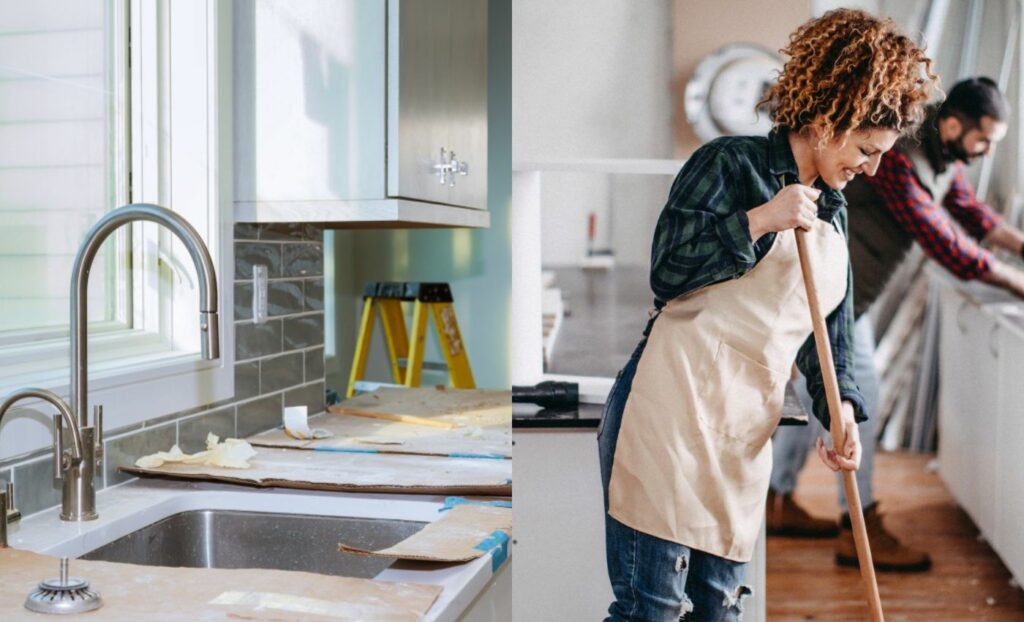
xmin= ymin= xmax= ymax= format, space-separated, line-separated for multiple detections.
xmin=233 ymin=0 xmax=489 ymax=227
xmin=389 ymin=0 xmax=488 ymax=210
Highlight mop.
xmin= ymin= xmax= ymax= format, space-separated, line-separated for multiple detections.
xmin=796 ymin=228 xmax=885 ymax=621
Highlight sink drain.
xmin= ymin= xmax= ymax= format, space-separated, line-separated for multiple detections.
xmin=24 ymin=558 xmax=103 ymax=615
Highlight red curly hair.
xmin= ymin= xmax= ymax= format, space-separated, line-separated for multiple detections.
xmin=760 ymin=9 xmax=938 ymax=144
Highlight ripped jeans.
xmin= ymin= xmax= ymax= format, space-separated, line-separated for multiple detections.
xmin=598 ymin=339 xmax=751 ymax=621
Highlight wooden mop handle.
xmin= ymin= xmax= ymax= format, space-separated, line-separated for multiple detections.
xmin=794 ymin=228 xmax=885 ymax=622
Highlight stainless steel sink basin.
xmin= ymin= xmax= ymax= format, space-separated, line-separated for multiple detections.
xmin=80 ymin=510 xmax=425 ymax=578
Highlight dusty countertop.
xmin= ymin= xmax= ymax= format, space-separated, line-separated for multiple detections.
xmin=2 ymin=479 xmax=506 ymax=621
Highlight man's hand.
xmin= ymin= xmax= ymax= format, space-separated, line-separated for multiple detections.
xmin=816 ymin=401 xmax=862 ymax=472
xmin=981 ymin=259 xmax=1024 ymax=300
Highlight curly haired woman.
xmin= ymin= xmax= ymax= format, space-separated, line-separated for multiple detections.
xmin=597 ymin=9 xmax=936 ymax=620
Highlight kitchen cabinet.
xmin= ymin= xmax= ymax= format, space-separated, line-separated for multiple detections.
xmin=937 ymin=281 xmax=1024 ymax=584
xmin=937 ymin=286 xmax=1000 ymax=537
xmin=388 ymin=0 xmax=488 ymax=210
xmin=233 ymin=0 xmax=490 ymax=227
xmin=995 ymin=314 xmax=1024 ymax=582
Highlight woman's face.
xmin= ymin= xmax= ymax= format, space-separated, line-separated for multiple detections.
xmin=813 ymin=128 xmax=900 ymax=190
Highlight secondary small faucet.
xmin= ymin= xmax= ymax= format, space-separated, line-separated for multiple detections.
xmin=0 ymin=389 xmax=82 ymax=544
xmin=0 ymin=204 xmax=220 ymax=524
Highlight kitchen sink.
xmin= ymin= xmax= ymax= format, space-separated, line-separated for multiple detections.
xmin=80 ymin=509 xmax=426 ymax=578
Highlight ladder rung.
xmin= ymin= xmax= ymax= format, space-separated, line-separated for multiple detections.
xmin=398 ymin=359 xmax=449 ymax=372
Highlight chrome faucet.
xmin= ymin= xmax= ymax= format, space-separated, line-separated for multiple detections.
xmin=0 ymin=204 xmax=220 ymax=524
xmin=0 ymin=388 xmax=84 ymax=539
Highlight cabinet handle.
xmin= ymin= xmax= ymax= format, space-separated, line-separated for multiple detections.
xmin=433 ymin=148 xmax=470 ymax=187
xmin=989 ymin=322 xmax=1001 ymax=358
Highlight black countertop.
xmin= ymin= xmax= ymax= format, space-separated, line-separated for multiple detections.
xmin=512 ymin=402 xmax=603 ymax=430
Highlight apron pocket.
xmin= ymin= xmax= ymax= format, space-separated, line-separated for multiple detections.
xmin=697 ymin=341 xmax=787 ymax=446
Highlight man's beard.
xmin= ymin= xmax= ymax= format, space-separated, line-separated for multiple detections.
xmin=942 ymin=136 xmax=977 ymax=164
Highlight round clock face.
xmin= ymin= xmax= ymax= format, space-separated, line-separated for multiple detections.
xmin=685 ymin=44 xmax=782 ymax=142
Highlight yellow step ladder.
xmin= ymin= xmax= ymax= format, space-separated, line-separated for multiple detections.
xmin=347 ymin=282 xmax=476 ymax=398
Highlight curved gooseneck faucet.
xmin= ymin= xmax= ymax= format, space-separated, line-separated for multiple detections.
xmin=0 ymin=204 xmax=220 ymax=523
xmin=71 ymin=203 xmax=221 ymax=428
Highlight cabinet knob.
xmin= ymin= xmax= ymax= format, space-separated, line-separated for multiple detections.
xmin=433 ymin=148 xmax=470 ymax=187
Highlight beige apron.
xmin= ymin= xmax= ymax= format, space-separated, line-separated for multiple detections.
xmin=608 ymin=217 xmax=849 ymax=562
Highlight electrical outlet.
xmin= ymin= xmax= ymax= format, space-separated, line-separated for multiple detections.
xmin=253 ymin=264 xmax=269 ymax=324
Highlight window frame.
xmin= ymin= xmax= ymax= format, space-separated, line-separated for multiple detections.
xmin=0 ymin=0 xmax=234 ymax=462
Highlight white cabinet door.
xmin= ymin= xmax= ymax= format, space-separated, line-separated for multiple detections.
xmin=389 ymin=0 xmax=488 ymax=210
xmin=995 ymin=321 xmax=1024 ymax=583
xmin=938 ymin=287 xmax=1000 ymax=539
xmin=938 ymin=288 xmax=973 ymax=509
xmin=234 ymin=0 xmax=387 ymax=202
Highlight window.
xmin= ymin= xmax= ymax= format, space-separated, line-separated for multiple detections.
xmin=0 ymin=0 xmax=233 ymax=461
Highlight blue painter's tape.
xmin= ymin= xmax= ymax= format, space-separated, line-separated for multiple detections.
xmin=312 ymin=446 xmax=380 ymax=455
xmin=474 ymin=530 xmax=510 ymax=572
xmin=440 ymin=496 xmax=513 ymax=512
xmin=447 ymin=452 xmax=508 ymax=460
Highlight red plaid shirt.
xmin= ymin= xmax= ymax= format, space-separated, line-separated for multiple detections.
xmin=861 ymin=149 xmax=1001 ymax=279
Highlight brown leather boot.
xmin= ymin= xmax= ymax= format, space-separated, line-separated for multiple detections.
xmin=766 ymin=489 xmax=839 ymax=538
xmin=836 ymin=503 xmax=932 ymax=572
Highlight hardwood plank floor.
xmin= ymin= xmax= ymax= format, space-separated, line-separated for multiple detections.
xmin=767 ymin=452 xmax=1024 ymax=621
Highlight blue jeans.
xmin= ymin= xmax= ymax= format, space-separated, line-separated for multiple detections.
xmin=598 ymin=340 xmax=751 ymax=621
xmin=770 ymin=315 xmax=879 ymax=510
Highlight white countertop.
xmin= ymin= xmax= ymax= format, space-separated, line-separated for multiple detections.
xmin=6 ymin=478 xmax=505 ymax=621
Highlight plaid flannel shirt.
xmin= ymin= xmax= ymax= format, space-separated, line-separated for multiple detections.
xmin=646 ymin=129 xmax=867 ymax=429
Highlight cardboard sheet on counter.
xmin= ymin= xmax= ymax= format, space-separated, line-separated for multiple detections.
xmin=247 ymin=410 xmax=511 ymax=459
xmin=0 ymin=548 xmax=440 ymax=621
xmin=339 ymin=504 xmax=512 ymax=563
xmin=121 ymin=446 xmax=512 ymax=496
xmin=337 ymin=387 xmax=511 ymax=427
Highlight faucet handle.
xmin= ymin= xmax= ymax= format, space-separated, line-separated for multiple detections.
xmin=52 ymin=414 xmax=70 ymax=480
xmin=93 ymin=405 xmax=104 ymax=458
xmin=5 ymin=481 xmax=19 ymax=523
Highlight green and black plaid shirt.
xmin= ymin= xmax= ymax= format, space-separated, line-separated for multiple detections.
xmin=647 ymin=128 xmax=866 ymax=429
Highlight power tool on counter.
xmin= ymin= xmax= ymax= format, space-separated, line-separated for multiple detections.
xmin=512 ymin=381 xmax=579 ymax=410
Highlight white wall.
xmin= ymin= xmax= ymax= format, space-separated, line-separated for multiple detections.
xmin=514 ymin=0 xmax=674 ymax=267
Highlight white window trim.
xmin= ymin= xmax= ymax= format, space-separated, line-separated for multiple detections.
xmin=0 ymin=0 xmax=234 ymax=462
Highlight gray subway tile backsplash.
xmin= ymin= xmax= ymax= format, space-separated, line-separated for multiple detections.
xmin=304 ymin=347 xmax=325 ymax=382
xmin=236 ymin=319 xmax=283 ymax=360
xmin=235 ymin=242 xmax=282 ymax=279
xmin=282 ymin=243 xmax=323 ymax=277
xmin=260 ymin=352 xmax=304 ymax=393
xmin=285 ymin=381 xmax=326 ymax=416
xmin=13 ymin=458 xmax=62 ymax=517
xmin=237 ymin=393 xmax=284 ymax=439
xmin=235 ymin=282 xmax=254 ymax=320
xmin=233 ymin=223 xmax=260 ymax=241
xmin=283 ymin=314 xmax=324 ymax=350
xmin=104 ymin=423 xmax=177 ymax=487
xmin=260 ymin=223 xmax=322 ymax=242
xmin=268 ymin=280 xmax=304 ymax=316
xmin=178 ymin=407 xmax=237 ymax=454
xmin=304 ymin=279 xmax=324 ymax=311
xmin=234 ymin=361 xmax=261 ymax=400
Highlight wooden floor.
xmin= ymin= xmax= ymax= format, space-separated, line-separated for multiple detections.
xmin=767 ymin=452 xmax=1024 ymax=621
